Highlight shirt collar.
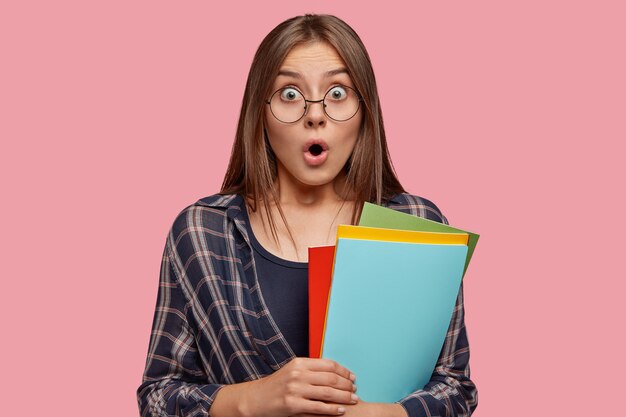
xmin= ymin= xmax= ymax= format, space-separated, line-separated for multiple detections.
xmin=195 ymin=193 xmax=243 ymax=209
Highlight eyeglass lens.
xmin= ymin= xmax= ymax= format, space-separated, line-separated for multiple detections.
xmin=269 ymin=86 xmax=360 ymax=123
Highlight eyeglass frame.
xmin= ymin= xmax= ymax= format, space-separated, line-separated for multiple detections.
xmin=265 ymin=84 xmax=364 ymax=123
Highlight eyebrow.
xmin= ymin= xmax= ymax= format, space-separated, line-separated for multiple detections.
xmin=277 ymin=68 xmax=349 ymax=79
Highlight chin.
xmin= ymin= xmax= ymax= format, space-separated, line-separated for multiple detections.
xmin=295 ymin=172 xmax=340 ymax=187
xmin=297 ymin=177 xmax=334 ymax=187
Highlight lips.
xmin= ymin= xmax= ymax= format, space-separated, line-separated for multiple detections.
xmin=303 ymin=139 xmax=329 ymax=166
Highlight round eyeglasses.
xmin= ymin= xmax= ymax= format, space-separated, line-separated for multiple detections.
xmin=266 ymin=85 xmax=363 ymax=123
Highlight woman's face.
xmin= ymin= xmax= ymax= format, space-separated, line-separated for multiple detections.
xmin=264 ymin=41 xmax=362 ymax=191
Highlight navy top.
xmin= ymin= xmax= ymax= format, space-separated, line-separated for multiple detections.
xmin=240 ymin=204 xmax=310 ymax=358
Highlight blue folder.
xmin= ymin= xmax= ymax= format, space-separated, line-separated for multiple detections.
xmin=321 ymin=237 xmax=467 ymax=403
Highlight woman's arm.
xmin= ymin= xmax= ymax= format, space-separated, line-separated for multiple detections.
xmin=138 ymin=234 xmax=358 ymax=417
xmin=137 ymin=245 xmax=225 ymax=416
xmin=394 ymin=283 xmax=478 ymax=417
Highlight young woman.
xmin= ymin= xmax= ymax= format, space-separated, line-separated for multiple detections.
xmin=137 ymin=14 xmax=477 ymax=417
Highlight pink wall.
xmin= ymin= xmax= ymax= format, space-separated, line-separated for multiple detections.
xmin=2 ymin=1 xmax=624 ymax=416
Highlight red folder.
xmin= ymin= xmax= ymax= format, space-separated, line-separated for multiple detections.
xmin=308 ymin=245 xmax=335 ymax=358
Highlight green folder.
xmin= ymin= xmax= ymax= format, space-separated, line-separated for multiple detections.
xmin=358 ymin=203 xmax=479 ymax=277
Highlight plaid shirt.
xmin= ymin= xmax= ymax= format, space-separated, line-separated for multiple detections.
xmin=137 ymin=193 xmax=478 ymax=417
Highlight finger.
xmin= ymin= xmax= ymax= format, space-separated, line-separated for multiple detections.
xmin=300 ymin=358 xmax=356 ymax=382
xmin=303 ymin=385 xmax=359 ymax=405
xmin=292 ymin=414 xmax=336 ymax=417
xmin=290 ymin=398 xmax=347 ymax=416
xmin=306 ymin=371 xmax=356 ymax=393
xmin=291 ymin=411 xmax=347 ymax=417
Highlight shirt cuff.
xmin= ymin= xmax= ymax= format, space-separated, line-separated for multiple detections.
xmin=396 ymin=392 xmax=443 ymax=417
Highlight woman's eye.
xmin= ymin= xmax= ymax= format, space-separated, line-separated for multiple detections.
xmin=280 ymin=88 xmax=302 ymax=101
xmin=327 ymin=86 xmax=348 ymax=101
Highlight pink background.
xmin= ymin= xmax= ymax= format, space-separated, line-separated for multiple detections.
xmin=2 ymin=1 xmax=624 ymax=416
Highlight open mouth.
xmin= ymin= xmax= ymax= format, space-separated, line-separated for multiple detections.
xmin=308 ymin=143 xmax=324 ymax=156
xmin=303 ymin=139 xmax=329 ymax=166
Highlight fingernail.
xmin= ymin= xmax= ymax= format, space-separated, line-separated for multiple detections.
xmin=337 ymin=407 xmax=346 ymax=414
xmin=352 ymin=384 xmax=357 ymax=393
xmin=349 ymin=373 xmax=356 ymax=382
xmin=351 ymin=393 xmax=359 ymax=403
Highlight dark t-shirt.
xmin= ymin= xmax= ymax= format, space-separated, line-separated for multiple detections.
xmin=241 ymin=206 xmax=309 ymax=357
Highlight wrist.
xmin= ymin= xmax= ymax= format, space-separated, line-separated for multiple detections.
xmin=388 ymin=403 xmax=409 ymax=417
xmin=211 ymin=382 xmax=254 ymax=417
xmin=238 ymin=379 xmax=259 ymax=417
xmin=372 ymin=402 xmax=408 ymax=417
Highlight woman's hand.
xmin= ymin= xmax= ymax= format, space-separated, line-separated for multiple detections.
xmin=211 ymin=357 xmax=358 ymax=417
xmin=248 ymin=357 xmax=359 ymax=416
xmin=292 ymin=401 xmax=408 ymax=417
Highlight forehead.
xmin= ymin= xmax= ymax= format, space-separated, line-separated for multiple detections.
xmin=279 ymin=41 xmax=347 ymax=76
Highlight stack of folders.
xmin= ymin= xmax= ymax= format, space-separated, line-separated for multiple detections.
xmin=308 ymin=202 xmax=479 ymax=403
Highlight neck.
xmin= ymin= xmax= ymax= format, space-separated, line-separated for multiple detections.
xmin=245 ymin=171 xmax=359 ymax=262
xmin=273 ymin=173 xmax=354 ymax=208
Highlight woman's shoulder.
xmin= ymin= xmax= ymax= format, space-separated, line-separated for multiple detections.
xmin=167 ymin=192 xmax=243 ymax=242
xmin=385 ymin=192 xmax=449 ymax=225
xmin=162 ymin=193 xmax=246 ymax=283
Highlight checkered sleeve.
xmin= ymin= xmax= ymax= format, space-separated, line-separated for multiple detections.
xmin=136 ymin=239 xmax=224 ymax=417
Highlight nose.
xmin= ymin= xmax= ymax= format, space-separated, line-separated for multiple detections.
xmin=304 ymin=99 xmax=327 ymax=127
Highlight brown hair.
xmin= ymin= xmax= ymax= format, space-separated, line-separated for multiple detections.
xmin=220 ymin=14 xmax=405 ymax=247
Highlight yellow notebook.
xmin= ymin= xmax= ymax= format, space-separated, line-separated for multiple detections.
xmin=336 ymin=224 xmax=469 ymax=245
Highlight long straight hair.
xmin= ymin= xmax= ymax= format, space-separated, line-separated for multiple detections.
xmin=221 ymin=14 xmax=405 ymax=248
